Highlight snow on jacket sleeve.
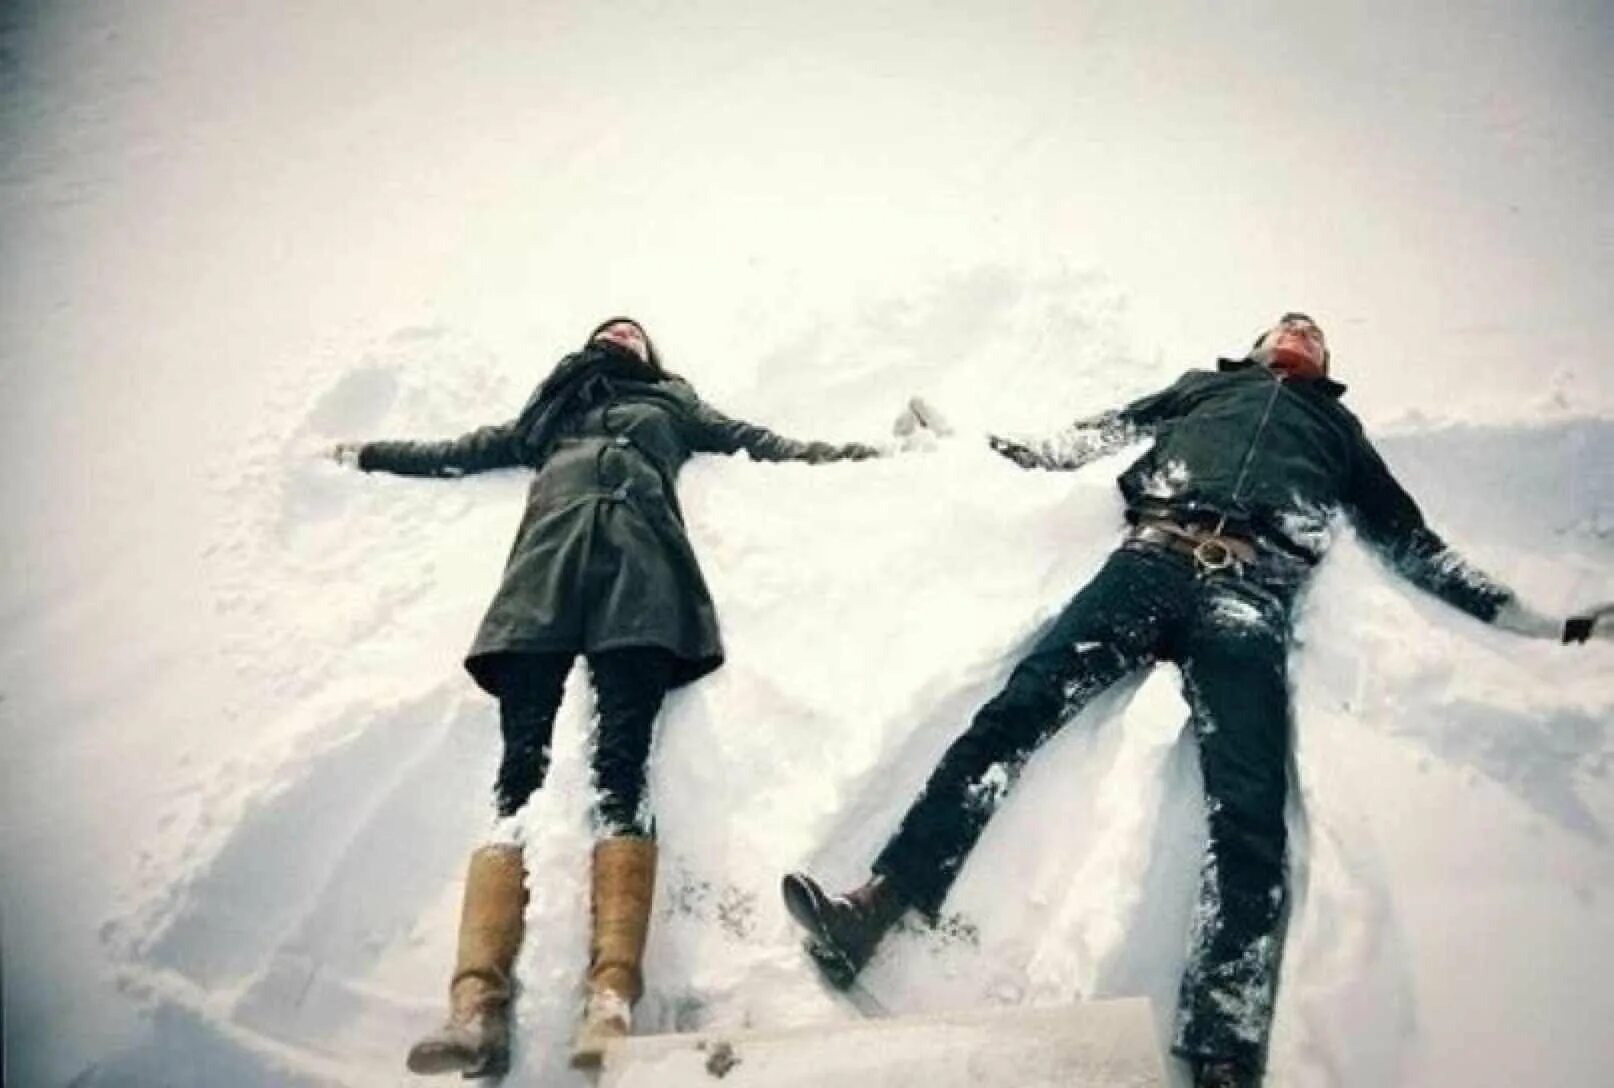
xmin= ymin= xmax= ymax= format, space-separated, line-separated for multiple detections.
xmin=683 ymin=394 xmax=881 ymax=463
xmin=1345 ymin=434 xmax=1515 ymax=622
xmin=992 ymin=371 xmax=1198 ymax=471
xmin=357 ymin=422 xmax=524 ymax=477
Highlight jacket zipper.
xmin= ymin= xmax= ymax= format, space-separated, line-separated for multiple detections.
xmin=1211 ymin=370 xmax=1286 ymax=538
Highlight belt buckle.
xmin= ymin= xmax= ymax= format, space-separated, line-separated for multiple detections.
xmin=1192 ymin=536 xmax=1238 ymax=576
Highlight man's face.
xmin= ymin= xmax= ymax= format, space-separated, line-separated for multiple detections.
xmin=1260 ymin=315 xmax=1328 ymax=380
xmin=593 ymin=320 xmax=650 ymax=364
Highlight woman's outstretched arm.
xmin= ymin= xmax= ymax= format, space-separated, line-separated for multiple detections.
xmin=333 ymin=421 xmax=524 ymax=477
xmin=684 ymin=393 xmax=882 ymax=464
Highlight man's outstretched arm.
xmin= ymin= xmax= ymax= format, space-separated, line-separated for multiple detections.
xmin=1347 ymin=438 xmax=1612 ymax=643
xmin=986 ymin=373 xmax=1196 ymax=471
xmin=987 ymin=410 xmax=1143 ymax=470
xmin=1492 ymin=598 xmax=1614 ymax=644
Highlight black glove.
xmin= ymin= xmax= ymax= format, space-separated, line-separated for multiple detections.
xmin=1563 ymin=603 xmax=1614 ymax=644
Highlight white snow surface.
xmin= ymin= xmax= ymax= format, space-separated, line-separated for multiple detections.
xmin=3 ymin=2 xmax=1612 ymax=1086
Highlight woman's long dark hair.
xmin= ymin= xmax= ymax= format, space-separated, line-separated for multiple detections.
xmin=512 ymin=317 xmax=683 ymax=463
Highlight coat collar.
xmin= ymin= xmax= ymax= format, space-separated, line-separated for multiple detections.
xmin=1217 ymin=355 xmax=1348 ymax=398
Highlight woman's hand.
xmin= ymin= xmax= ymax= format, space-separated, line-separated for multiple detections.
xmin=892 ymin=395 xmax=953 ymax=452
xmin=329 ymin=442 xmax=363 ymax=468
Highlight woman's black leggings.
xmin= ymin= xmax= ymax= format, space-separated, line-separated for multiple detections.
xmin=493 ymin=647 xmax=675 ymax=836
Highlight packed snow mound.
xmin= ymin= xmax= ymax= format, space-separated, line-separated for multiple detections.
xmin=84 ymin=316 xmax=1614 ymax=1087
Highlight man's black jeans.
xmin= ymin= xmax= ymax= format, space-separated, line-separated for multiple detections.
xmin=874 ymin=543 xmax=1303 ymax=1074
xmin=494 ymin=647 xmax=674 ymax=836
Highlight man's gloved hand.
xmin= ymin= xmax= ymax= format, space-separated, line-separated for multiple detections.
xmin=330 ymin=442 xmax=363 ymax=468
xmin=988 ymin=434 xmax=1042 ymax=470
xmin=1496 ymin=599 xmax=1614 ymax=643
xmin=1563 ymin=603 xmax=1614 ymax=644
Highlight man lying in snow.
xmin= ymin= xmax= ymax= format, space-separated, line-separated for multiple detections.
xmin=783 ymin=313 xmax=1612 ymax=1088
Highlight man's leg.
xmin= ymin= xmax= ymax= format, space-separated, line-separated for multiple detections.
xmin=874 ymin=547 xmax=1187 ymax=918
xmin=1172 ymin=578 xmax=1295 ymax=1081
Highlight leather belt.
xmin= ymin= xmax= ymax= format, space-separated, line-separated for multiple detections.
xmin=1128 ymin=517 xmax=1258 ymax=574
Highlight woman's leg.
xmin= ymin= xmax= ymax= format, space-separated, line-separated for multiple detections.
xmin=571 ymin=647 xmax=676 ymax=1067
xmin=406 ymin=842 xmax=527 ymax=1077
xmin=583 ymin=647 xmax=676 ymax=836
xmin=493 ymin=653 xmax=575 ymax=818
xmin=408 ymin=653 xmax=572 ymax=1076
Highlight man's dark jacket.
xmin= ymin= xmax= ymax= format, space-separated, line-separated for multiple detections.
xmin=1023 ymin=357 xmax=1513 ymax=621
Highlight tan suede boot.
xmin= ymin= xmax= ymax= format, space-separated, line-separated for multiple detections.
xmin=406 ymin=844 xmax=527 ymax=1078
xmin=570 ymin=836 xmax=657 ymax=1068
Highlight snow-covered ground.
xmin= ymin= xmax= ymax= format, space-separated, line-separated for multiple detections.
xmin=2 ymin=2 xmax=1611 ymax=1085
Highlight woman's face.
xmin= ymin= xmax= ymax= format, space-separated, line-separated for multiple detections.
xmin=592 ymin=320 xmax=650 ymax=364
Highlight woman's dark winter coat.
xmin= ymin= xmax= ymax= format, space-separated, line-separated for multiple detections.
xmin=359 ymin=343 xmax=877 ymax=694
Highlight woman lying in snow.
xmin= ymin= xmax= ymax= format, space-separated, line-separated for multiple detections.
xmin=334 ymin=317 xmax=880 ymax=1076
